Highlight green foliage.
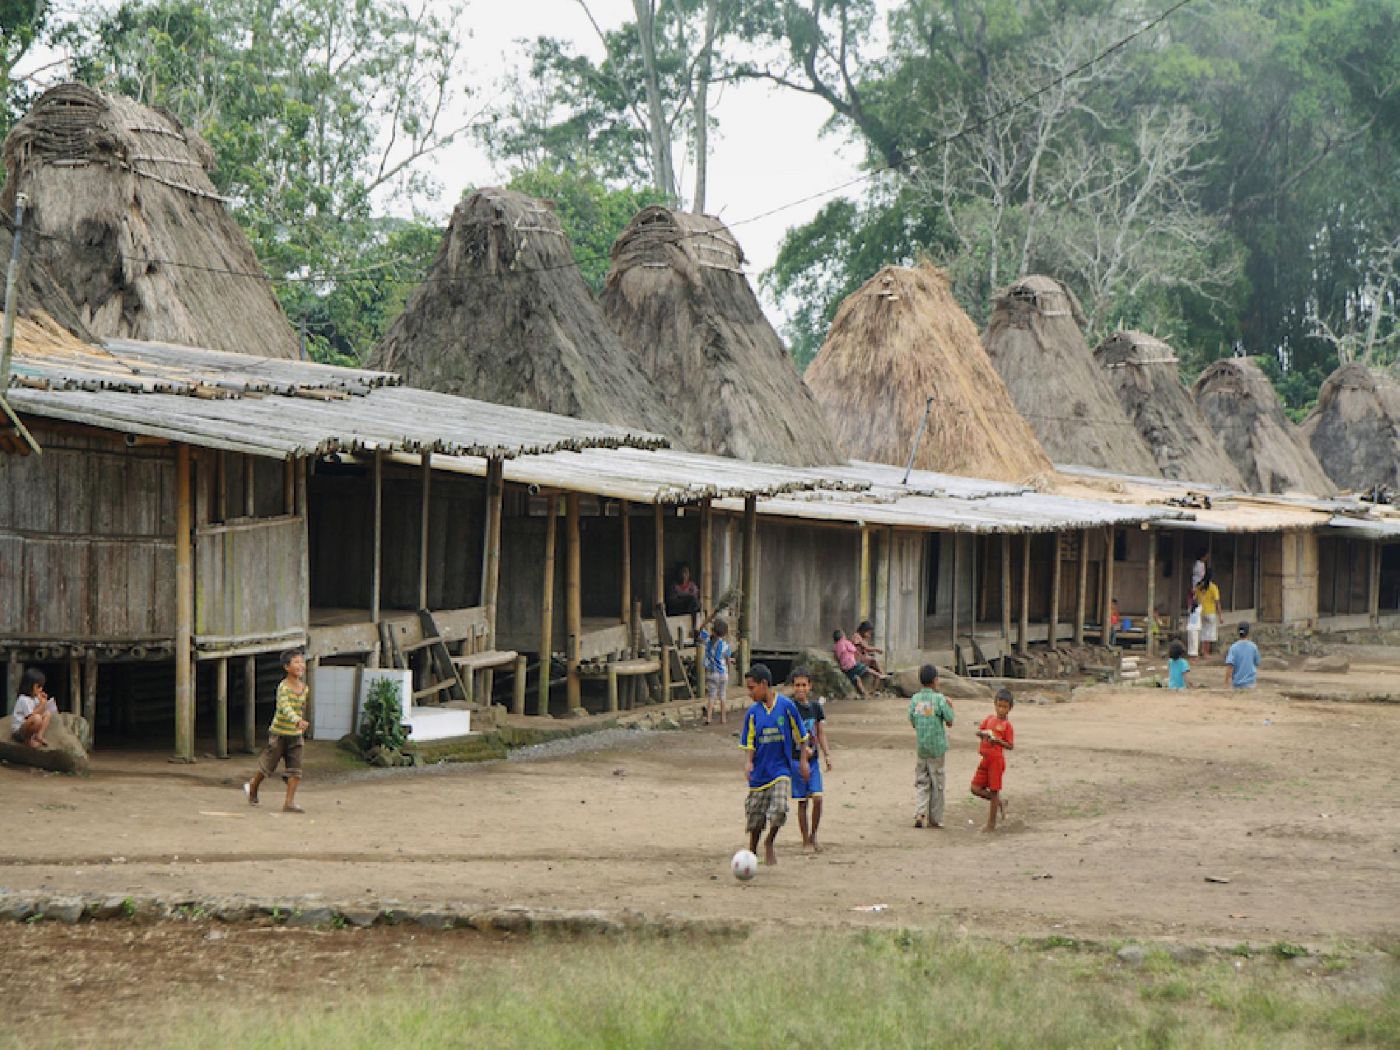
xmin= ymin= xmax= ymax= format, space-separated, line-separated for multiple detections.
xmin=504 ymin=168 xmax=667 ymax=294
xmin=358 ymin=676 xmax=406 ymax=756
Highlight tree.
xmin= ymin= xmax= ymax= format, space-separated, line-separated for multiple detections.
xmin=1 ymin=0 xmax=54 ymax=164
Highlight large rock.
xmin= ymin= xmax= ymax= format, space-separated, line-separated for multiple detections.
xmin=890 ymin=668 xmax=993 ymax=701
xmin=0 ymin=712 xmax=90 ymax=773
xmin=1302 ymin=654 xmax=1350 ymax=674
xmin=795 ymin=648 xmax=855 ymax=701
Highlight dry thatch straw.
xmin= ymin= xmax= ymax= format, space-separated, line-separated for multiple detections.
xmin=2 ymin=83 xmax=299 ymax=359
xmin=601 ymin=206 xmax=842 ymax=467
xmin=1094 ymin=330 xmax=1246 ymax=489
xmin=1191 ymin=357 xmax=1334 ymax=495
xmin=805 ymin=265 xmax=1050 ymax=483
xmin=372 ymin=188 xmax=677 ymax=434
xmin=982 ymin=276 xmax=1159 ymax=476
xmin=1299 ymin=362 xmax=1400 ymax=492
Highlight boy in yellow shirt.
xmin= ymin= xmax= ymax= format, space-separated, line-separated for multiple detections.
xmin=243 ymin=649 xmax=310 ymax=813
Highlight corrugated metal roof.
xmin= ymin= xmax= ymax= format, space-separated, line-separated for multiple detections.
xmin=6 ymin=338 xmax=667 ymax=459
xmin=1326 ymin=514 xmax=1400 ymax=539
xmin=393 ymin=447 xmax=871 ymax=504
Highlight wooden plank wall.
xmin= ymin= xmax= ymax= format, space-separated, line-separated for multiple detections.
xmin=0 ymin=428 xmax=177 ymax=644
xmin=1317 ymin=536 xmax=1371 ymax=616
xmin=753 ymin=519 xmax=860 ymax=652
xmin=194 ymin=516 xmax=306 ymax=649
xmin=1259 ymin=530 xmax=1318 ymax=624
xmin=923 ymin=533 xmax=976 ymax=632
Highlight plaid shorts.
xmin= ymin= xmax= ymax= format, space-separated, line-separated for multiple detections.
xmin=706 ymin=671 xmax=729 ymax=701
xmin=745 ymin=779 xmax=790 ymax=833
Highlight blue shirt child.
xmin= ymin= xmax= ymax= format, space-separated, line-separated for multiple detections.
xmin=740 ymin=693 xmax=807 ymax=791
xmin=1225 ymin=638 xmax=1260 ymax=688
xmin=1167 ymin=657 xmax=1190 ymax=689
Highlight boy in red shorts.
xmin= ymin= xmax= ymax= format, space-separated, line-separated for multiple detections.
xmin=971 ymin=688 xmax=1015 ymax=832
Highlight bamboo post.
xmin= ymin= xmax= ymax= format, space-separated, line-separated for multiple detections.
xmin=83 ymin=650 xmax=97 ymax=748
xmin=512 ymin=654 xmax=527 ymax=716
xmin=67 ymin=653 xmax=80 ymax=716
xmin=619 ymin=499 xmax=632 ymax=622
xmin=370 ymin=450 xmax=383 ymax=665
xmin=1049 ymin=532 xmax=1061 ymax=647
xmin=216 ymin=451 xmax=228 ymax=522
xmin=1173 ymin=531 xmax=1185 ymax=626
xmin=214 ymin=657 xmax=228 ymax=759
xmin=1075 ymin=528 xmax=1089 ymax=645
xmin=950 ymin=534 xmax=959 ymax=652
xmin=296 ymin=461 xmax=312 ymax=731
xmin=173 ymin=444 xmax=194 ymax=763
xmin=538 ymin=494 xmax=558 ymax=717
xmin=565 ymin=493 xmax=582 ymax=709
xmin=1145 ymin=528 xmax=1158 ymax=657
xmin=1231 ymin=533 xmax=1241 ymax=611
xmin=607 ymin=664 xmax=619 ymax=713
xmin=1000 ymin=534 xmax=1012 ymax=643
xmin=1017 ymin=533 xmax=1030 ymax=653
xmin=858 ymin=526 xmax=872 ymax=624
xmin=243 ymin=454 xmax=255 ymax=518
xmin=481 ymin=457 xmax=505 ymax=699
xmin=1370 ymin=540 xmax=1381 ymax=624
xmin=243 ymin=655 xmax=257 ymax=753
xmin=699 ymin=500 xmax=713 ymax=614
xmin=740 ymin=496 xmax=757 ymax=673
xmin=418 ymin=452 xmax=431 ymax=610
xmin=654 ymin=503 xmax=666 ymax=610
xmin=1103 ymin=528 xmax=1116 ymax=646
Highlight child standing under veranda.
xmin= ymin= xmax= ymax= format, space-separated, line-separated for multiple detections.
xmin=909 ymin=664 xmax=955 ymax=828
xmin=971 ymin=688 xmax=1015 ymax=832
xmin=788 ymin=668 xmax=831 ymax=853
xmin=697 ymin=617 xmax=734 ymax=725
xmin=243 ymin=649 xmax=310 ymax=813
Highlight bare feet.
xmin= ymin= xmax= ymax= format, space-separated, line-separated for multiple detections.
xmin=764 ymin=845 xmax=777 ymax=866
xmin=998 ymin=798 xmax=1009 ymax=820
xmin=243 ymin=782 xmax=259 ymax=806
xmin=811 ymin=836 xmax=823 ymax=853
xmin=283 ymin=803 xmax=304 ymax=814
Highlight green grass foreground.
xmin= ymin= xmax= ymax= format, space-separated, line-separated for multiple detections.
xmin=160 ymin=929 xmax=1399 ymax=1050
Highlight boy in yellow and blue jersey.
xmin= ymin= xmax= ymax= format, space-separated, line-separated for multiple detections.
xmin=740 ymin=664 xmax=808 ymax=867
xmin=788 ymin=668 xmax=831 ymax=853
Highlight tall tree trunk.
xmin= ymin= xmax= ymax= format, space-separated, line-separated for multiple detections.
xmin=632 ymin=0 xmax=677 ymax=200
xmin=690 ymin=0 xmax=722 ymax=213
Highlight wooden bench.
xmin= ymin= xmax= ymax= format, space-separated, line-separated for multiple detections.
xmin=384 ymin=608 xmax=526 ymax=709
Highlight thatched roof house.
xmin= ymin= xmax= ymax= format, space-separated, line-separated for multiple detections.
xmin=1 ymin=83 xmax=299 ymax=359
xmin=371 ymin=188 xmax=677 ymax=434
xmin=1191 ymin=358 xmax=1334 ymax=495
xmin=1300 ymin=362 xmax=1400 ymax=492
xmin=805 ymin=265 xmax=1051 ymax=482
xmin=982 ymin=276 xmax=1158 ymax=476
xmin=1094 ymin=330 xmax=1246 ymax=488
xmin=601 ymin=206 xmax=842 ymax=467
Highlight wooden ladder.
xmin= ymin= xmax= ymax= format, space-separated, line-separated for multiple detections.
xmin=652 ymin=603 xmax=696 ymax=701
xmin=396 ymin=610 xmax=468 ymax=705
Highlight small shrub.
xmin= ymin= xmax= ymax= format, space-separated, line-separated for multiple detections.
xmin=358 ymin=677 xmax=406 ymax=755
xmin=1270 ymin=941 xmax=1308 ymax=959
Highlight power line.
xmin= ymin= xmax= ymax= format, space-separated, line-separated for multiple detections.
xmin=0 ymin=0 xmax=1201 ymax=290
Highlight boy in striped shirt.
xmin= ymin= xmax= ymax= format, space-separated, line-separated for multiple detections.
xmin=243 ymin=649 xmax=310 ymax=813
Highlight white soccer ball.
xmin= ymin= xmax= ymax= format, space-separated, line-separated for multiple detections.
xmin=731 ymin=849 xmax=758 ymax=881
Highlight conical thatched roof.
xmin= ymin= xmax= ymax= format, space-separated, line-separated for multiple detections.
xmin=805 ymin=265 xmax=1050 ymax=482
xmin=1300 ymin=362 xmax=1400 ymax=491
xmin=1094 ymin=330 xmax=1246 ymax=488
xmin=371 ymin=188 xmax=676 ymax=434
xmin=982 ymin=276 xmax=1159 ymax=476
xmin=2 ymin=83 xmax=299 ymax=359
xmin=601 ymin=206 xmax=842 ymax=467
xmin=1191 ymin=358 xmax=1334 ymax=495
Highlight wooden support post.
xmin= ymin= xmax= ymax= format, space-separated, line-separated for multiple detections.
xmin=607 ymin=664 xmax=619 ymax=713
xmin=82 ymin=650 xmax=97 ymax=747
xmin=1231 ymin=533 xmax=1241 ymax=611
xmin=5 ymin=658 xmax=20 ymax=718
xmin=950 ymin=535 xmax=959 ymax=652
xmin=1074 ymin=528 xmax=1089 ymax=645
xmin=418 ymin=452 xmax=431 ymax=610
xmin=283 ymin=458 xmax=295 ymax=515
xmin=740 ymin=496 xmax=757 ymax=673
xmin=1103 ymin=528 xmax=1116 ymax=646
xmin=699 ymin=500 xmax=713 ymax=615
xmin=858 ymin=526 xmax=872 ymax=624
xmin=512 ymin=654 xmax=527 ymax=716
xmin=68 ymin=653 xmax=81 ymax=716
xmin=539 ymin=494 xmax=558 ymax=717
xmin=1370 ymin=541 xmax=1382 ymax=624
xmin=174 ymin=444 xmax=195 ymax=763
xmin=216 ymin=451 xmax=228 ymax=522
xmin=1017 ymin=533 xmax=1030 ymax=653
xmin=214 ymin=657 xmax=228 ymax=759
xmin=1146 ymin=528 xmax=1158 ymax=657
xmin=242 ymin=655 xmax=257 ymax=753
xmin=370 ymin=450 xmax=383 ymax=661
xmin=1173 ymin=531 xmax=1185 ymax=624
xmin=661 ymin=643 xmax=672 ymax=701
xmin=653 ymin=503 xmax=666 ymax=609
xmin=565 ymin=493 xmax=582 ymax=710
xmin=1000 ymin=534 xmax=1012 ymax=643
xmin=619 ymin=499 xmax=632 ymax=623
xmin=243 ymin=454 xmax=255 ymax=518
xmin=481 ymin=457 xmax=505 ymax=700
xmin=1049 ymin=532 xmax=1061 ymax=647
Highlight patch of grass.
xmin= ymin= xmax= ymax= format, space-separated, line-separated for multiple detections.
xmin=1271 ymin=941 xmax=1309 ymax=959
xmin=143 ymin=929 xmax=1400 ymax=1050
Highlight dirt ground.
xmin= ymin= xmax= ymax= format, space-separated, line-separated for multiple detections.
xmin=3 ymin=651 xmax=1400 ymax=1046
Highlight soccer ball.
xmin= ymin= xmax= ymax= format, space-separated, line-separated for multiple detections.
xmin=731 ymin=849 xmax=758 ymax=881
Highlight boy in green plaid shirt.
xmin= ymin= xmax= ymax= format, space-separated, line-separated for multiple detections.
xmin=908 ymin=664 xmax=955 ymax=828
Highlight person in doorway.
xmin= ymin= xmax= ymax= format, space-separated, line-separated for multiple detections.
xmin=739 ymin=664 xmax=808 ymax=867
xmin=854 ymin=621 xmax=886 ymax=677
xmin=909 ymin=664 xmax=955 ymax=829
xmin=1224 ymin=622 xmax=1261 ymax=690
xmin=1167 ymin=640 xmax=1193 ymax=689
xmin=1192 ymin=548 xmax=1210 ymax=593
xmin=971 ymin=688 xmax=1015 ymax=832
xmin=788 ymin=668 xmax=831 ymax=853
xmin=10 ymin=668 xmax=56 ymax=749
xmin=1195 ymin=570 xmax=1222 ymax=658
xmin=696 ymin=617 xmax=733 ymax=725
xmin=665 ymin=563 xmax=701 ymax=616
xmin=244 ymin=649 xmax=310 ymax=813
xmin=833 ymin=629 xmax=882 ymax=696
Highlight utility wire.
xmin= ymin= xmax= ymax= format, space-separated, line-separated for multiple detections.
xmin=0 ymin=0 xmax=1200 ymax=289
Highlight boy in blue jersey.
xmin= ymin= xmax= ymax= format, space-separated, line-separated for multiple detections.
xmin=740 ymin=664 xmax=809 ymax=867
xmin=788 ymin=668 xmax=831 ymax=853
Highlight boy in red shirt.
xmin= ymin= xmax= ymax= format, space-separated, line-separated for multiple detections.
xmin=971 ymin=688 xmax=1015 ymax=832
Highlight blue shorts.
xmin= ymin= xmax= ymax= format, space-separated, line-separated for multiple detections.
xmin=843 ymin=662 xmax=869 ymax=683
xmin=791 ymin=760 xmax=824 ymax=799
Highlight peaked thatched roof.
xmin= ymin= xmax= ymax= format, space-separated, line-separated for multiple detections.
xmin=805 ymin=265 xmax=1050 ymax=483
xmin=371 ymin=188 xmax=677 ymax=434
xmin=1 ymin=83 xmax=299 ymax=359
xmin=601 ymin=206 xmax=843 ymax=467
xmin=1191 ymin=358 xmax=1335 ymax=495
xmin=982 ymin=276 xmax=1159 ymax=476
xmin=1094 ymin=330 xmax=1246 ymax=489
xmin=1300 ymin=362 xmax=1400 ymax=492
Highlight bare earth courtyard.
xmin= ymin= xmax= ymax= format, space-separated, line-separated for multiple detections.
xmin=2 ymin=654 xmax=1399 ymax=1045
